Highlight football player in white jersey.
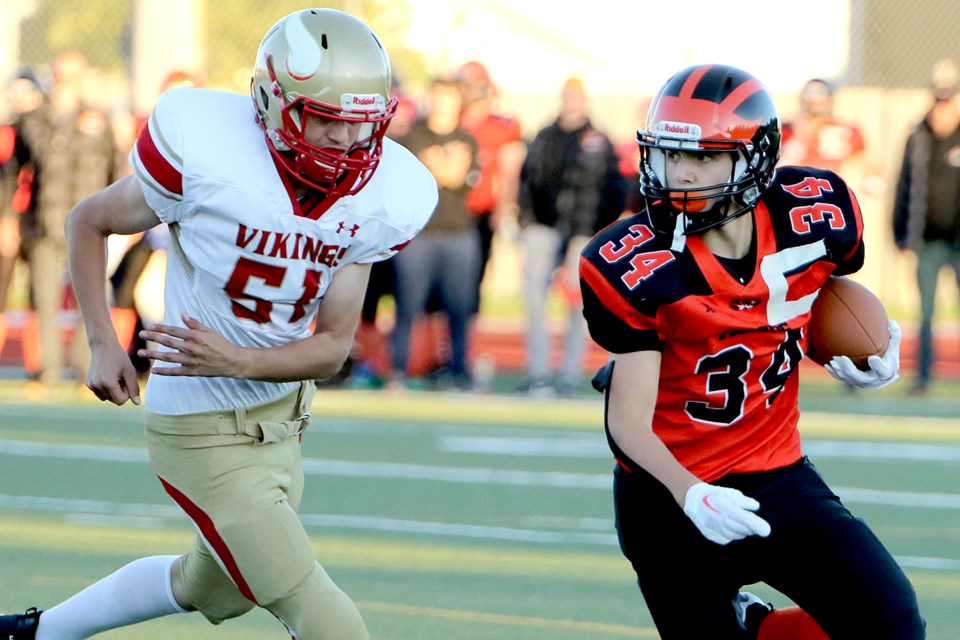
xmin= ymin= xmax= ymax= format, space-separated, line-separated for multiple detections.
xmin=0 ymin=9 xmax=437 ymax=640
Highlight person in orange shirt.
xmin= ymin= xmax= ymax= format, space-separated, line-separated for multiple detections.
xmin=779 ymin=78 xmax=866 ymax=177
xmin=455 ymin=61 xmax=524 ymax=313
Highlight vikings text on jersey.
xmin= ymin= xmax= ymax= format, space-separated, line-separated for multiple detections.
xmin=131 ymin=88 xmax=437 ymax=414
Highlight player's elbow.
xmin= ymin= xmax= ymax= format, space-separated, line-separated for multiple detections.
xmin=65 ymin=197 xmax=103 ymax=246
xmin=606 ymin=401 xmax=648 ymax=439
xmin=607 ymin=417 xmax=640 ymax=450
xmin=311 ymin=344 xmax=352 ymax=382
xmin=64 ymin=199 xmax=87 ymax=237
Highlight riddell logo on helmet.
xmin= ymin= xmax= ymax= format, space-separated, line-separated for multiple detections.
xmin=341 ymin=93 xmax=386 ymax=114
xmin=656 ymin=121 xmax=701 ymax=139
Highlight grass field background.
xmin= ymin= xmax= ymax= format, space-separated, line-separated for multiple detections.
xmin=0 ymin=377 xmax=957 ymax=639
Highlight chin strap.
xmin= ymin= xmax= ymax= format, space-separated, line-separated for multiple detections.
xmin=684 ymin=194 xmax=735 ymax=234
xmin=670 ymin=213 xmax=686 ymax=252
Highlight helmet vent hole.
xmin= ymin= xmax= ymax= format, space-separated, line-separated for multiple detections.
xmin=321 ymin=34 xmax=328 ymax=49
xmin=259 ymin=86 xmax=269 ymax=109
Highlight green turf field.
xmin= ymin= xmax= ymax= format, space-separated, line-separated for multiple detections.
xmin=0 ymin=379 xmax=957 ymax=639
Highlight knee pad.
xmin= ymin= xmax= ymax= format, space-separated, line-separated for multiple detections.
xmin=265 ymin=562 xmax=368 ymax=640
xmin=176 ymin=544 xmax=256 ymax=625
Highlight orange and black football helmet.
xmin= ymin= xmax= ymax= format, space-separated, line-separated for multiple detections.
xmin=637 ymin=64 xmax=781 ymax=235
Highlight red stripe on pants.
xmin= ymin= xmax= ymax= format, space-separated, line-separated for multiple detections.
xmin=158 ymin=476 xmax=259 ymax=605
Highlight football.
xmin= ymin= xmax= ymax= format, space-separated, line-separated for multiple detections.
xmin=806 ymin=276 xmax=890 ymax=370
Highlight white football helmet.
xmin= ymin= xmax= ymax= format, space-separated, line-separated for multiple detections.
xmin=251 ymin=9 xmax=397 ymax=197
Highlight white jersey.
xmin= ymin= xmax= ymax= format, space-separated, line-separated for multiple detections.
xmin=130 ymin=88 xmax=437 ymax=414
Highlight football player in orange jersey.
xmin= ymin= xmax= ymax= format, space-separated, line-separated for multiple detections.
xmin=580 ymin=64 xmax=923 ymax=639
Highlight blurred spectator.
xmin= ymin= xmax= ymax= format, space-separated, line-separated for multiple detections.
xmin=614 ymin=137 xmax=643 ymax=216
xmin=0 ymin=69 xmax=45 ymax=364
xmin=7 ymin=50 xmax=119 ymax=386
xmin=389 ymin=77 xmax=480 ymax=390
xmin=455 ymin=61 xmax=524 ymax=312
xmin=614 ymin=97 xmax=653 ymax=216
xmin=347 ymin=78 xmax=420 ymax=388
xmin=780 ymin=78 xmax=867 ymax=182
xmin=387 ymin=76 xmax=419 ymax=140
xmin=109 ymin=70 xmax=200 ymax=373
xmin=893 ymin=59 xmax=960 ymax=395
xmin=134 ymin=69 xmax=202 ymax=136
xmin=517 ymin=77 xmax=626 ymax=396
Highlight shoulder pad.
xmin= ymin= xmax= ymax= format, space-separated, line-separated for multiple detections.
xmin=581 ymin=213 xmax=702 ymax=308
xmin=345 ymin=138 xmax=438 ymax=264
xmin=763 ymin=166 xmax=863 ymax=258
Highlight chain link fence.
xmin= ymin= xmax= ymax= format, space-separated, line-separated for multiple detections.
xmin=2 ymin=0 xmax=424 ymax=115
xmin=846 ymin=0 xmax=960 ymax=88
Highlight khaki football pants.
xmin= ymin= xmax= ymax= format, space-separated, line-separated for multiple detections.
xmin=145 ymin=382 xmax=368 ymax=640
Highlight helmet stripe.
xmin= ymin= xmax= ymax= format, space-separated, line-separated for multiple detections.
xmin=678 ymin=64 xmax=712 ymax=99
xmin=721 ymin=78 xmax=764 ymax=115
xmin=284 ymin=11 xmax=324 ymax=81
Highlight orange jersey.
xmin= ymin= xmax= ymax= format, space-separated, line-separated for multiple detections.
xmin=780 ymin=118 xmax=865 ymax=173
xmin=461 ymin=113 xmax=521 ymax=214
xmin=580 ymin=167 xmax=864 ymax=481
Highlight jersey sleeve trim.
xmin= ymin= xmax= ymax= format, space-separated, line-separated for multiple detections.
xmin=350 ymin=238 xmax=414 ymax=265
xmin=390 ymin=239 xmax=412 ymax=253
xmin=840 ymin=181 xmax=865 ymax=263
xmin=131 ymin=111 xmax=184 ymax=199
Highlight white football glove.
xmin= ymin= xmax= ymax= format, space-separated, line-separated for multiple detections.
xmin=683 ymin=482 xmax=772 ymax=545
xmin=823 ymin=319 xmax=901 ymax=390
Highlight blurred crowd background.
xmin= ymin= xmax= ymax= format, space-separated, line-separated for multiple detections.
xmin=1 ymin=0 xmax=959 ymax=393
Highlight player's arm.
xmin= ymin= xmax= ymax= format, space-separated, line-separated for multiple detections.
xmin=607 ymin=350 xmax=700 ymax=504
xmin=66 ymin=174 xmax=163 ymax=405
xmin=141 ymin=262 xmax=371 ymax=382
xmin=809 ymin=170 xmax=900 ymax=389
xmin=580 ymin=249 xmax=697 ymax=499
xmin=236 ymin=261 xmax=371 ymax=381
xmin=608 ymin=350 xmax=771 ymax=545
xmin=293 ymin=261 xmax=371 ymax=380
xmin=491 ymin=139 xmax=525 ymax=229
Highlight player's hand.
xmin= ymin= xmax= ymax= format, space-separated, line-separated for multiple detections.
xmin=683 ymin=482 xmax=771 ymax=545
xmin=139 ymin=313 xmax=246 ymax=378
xmin=87 ymin=340 xmax=141 ymax=406
xmin=824 ymin=320 xmax=901 ymax=390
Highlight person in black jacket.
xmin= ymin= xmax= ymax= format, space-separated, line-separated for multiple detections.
xmin=517 ymin=77 xmax=626 ymax=396
xmin=893 ymin=59 xmax=960 ymax=395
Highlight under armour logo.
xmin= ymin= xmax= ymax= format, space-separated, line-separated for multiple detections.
xmin=337 ymin=221 xmax=360 ymax=237
xmin=730 ymin=298 xmax=761 ymax=311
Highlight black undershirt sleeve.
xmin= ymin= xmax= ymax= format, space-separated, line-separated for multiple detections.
xmin=581 ymin=283 xmax=663 ymax=354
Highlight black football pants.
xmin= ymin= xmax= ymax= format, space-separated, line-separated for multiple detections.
xmin=613 ymin=457 xmax=926 ymax=639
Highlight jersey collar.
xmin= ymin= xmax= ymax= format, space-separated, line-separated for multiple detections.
xmin=269 ymin=151 xmax=341 ymax=221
